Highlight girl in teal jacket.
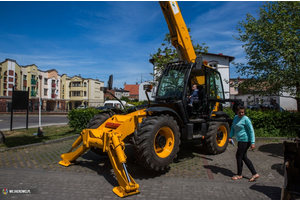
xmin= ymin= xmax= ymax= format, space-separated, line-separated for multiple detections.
xmin=229 ymin=106 xmax=259 ymax=182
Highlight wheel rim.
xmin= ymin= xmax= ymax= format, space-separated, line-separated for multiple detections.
xmin=216 ymin=125 xmax=227 ymax=147
xmin=154 ymin=126 xmax=175 ymax=158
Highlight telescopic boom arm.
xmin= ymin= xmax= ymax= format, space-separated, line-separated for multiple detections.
xmin=159 ymin=1 xmax=197 ymax=63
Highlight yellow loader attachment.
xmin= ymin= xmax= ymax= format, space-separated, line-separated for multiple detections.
xmin=59 ymin=111 xmax=146 ymax=197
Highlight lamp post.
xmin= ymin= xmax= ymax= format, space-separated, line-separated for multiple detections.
xmin=37 ymin=75 xmax=44 ymax=137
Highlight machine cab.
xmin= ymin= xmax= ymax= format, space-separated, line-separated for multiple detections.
xmin=155 ymin=58 xmax=225 ymax=118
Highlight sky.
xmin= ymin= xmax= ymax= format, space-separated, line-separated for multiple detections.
xmin=0 ymin=1 xmax=263 ymax=88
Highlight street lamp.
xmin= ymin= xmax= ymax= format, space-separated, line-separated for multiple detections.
xmin=37 ymin=74 xmax=44 ymax=137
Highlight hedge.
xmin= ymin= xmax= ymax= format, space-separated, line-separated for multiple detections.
xmin=224 ymin=108 xmax=300 ymax=137
xmin=67 ymin=108 xmax=103 ymax=131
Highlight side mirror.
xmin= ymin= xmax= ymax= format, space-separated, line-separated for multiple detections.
xmin=107 ymin=75 xmax=113 ymax=90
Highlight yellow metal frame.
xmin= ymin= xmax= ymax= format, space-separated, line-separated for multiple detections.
xmin=59 ymin=109 xmax=147 ymax=197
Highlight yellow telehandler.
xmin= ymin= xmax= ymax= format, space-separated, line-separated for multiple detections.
xmin=59 ymin=1 xmax=241 ymax=197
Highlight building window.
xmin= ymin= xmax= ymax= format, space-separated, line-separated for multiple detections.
xmin=72 ymin=82 xmax=81 ymax=87
xmin=23 ymin=86 xmax=26 ymax=91
xmin=44 ymin=78 xmax=48 ymax=85
xmin=72 ymin=91 xmax=81 ymax=96
xmin=84 ymin=91 xmax=86 ymax=96
xmin=84 ymin=82 xmax=87 ymax=87
xmin=44 ymin=89 xmax=48 ymax=96
xmin=209 ymin=61 xmax=218 ymax=69
xmin=23 ymin=75 xmax=27 ymax=80
xmin=209 ymin=64 xmax=218 ymax=69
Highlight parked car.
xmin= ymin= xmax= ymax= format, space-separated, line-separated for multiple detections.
xmin=77 ymin=105 xmax=86 ymax=109
xmin=96 ymin=106 xmax=114 ymax=111
xmin=247 ymin=104 xmax=261 ymax=110
xmin=104 ymin=100 xmax=127 ymax=108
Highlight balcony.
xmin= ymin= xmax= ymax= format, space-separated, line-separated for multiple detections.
xmin=52 ymin=83 xmax=56 ymax=88
xmin=31 ymin=91 xmax=37 ymax=97
xmin=51 ymin=94 xmax=56 ymax=98
xmin=31 ymin=79 xmax=37 ymax=85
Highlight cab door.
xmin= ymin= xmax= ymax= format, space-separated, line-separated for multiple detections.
xmin=206 ymin=68 xmax=225 ymax=114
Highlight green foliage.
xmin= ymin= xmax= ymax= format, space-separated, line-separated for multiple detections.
xmin=129 ymin=100 xmax=148 ymax=106
xmin=120 ymin=96 xmax=130 ymax=102
xmin=150 ymin=31 xmax=208 ymax=83
xmin=67 ymin=108 xmax=103 ymax=131
xmin=223 ymin=107 xmax=235 ymax=119
xmin=224 ymin=108 xmax=300 ymax=137
xmin=233 ymin=1 xmax=300 ymax=111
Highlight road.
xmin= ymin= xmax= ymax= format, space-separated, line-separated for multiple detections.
xmin=0 ymin=115 xmax=69 ymax=131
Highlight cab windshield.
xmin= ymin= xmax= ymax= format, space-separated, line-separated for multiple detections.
xmin=156 ymin=65 xmax=189 ymax=99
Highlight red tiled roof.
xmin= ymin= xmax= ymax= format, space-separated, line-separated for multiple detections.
xmin=124 ymin=84 xmax=139 ymax=96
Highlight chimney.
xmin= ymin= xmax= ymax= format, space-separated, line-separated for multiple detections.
xmin=218 ymin=53 xmax=223 ymax=55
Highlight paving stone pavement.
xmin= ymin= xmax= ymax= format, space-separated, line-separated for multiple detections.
xmin=0 ymin=136 xmax=285 ymax=199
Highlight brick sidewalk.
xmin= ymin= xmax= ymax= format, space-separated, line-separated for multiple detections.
xmin=0 ymin=137 xmax=285 ymax=199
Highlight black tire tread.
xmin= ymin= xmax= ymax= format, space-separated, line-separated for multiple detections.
xmin=132 ymin=114 xmax=180 ymax=171
xmin=204 ymin=121 xmax=229 ymax=155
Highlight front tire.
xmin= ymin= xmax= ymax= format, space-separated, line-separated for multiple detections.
xmin=132 ymin=114 xmax=180 ymax=171
xmin=204 ymin=121 xmax=230 ymax=155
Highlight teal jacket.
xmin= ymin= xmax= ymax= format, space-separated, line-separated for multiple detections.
xmin=229 ymin=115 xmax=255 ymax=144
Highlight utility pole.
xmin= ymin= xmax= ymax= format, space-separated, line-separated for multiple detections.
xmin=37 ymin=75 xmax=44 ymax=137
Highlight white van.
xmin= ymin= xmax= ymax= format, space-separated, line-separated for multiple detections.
xmin=104 ymin=100 xmax=127 ymax=109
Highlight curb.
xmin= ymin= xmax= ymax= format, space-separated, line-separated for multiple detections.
xmin=255 ymin=137 xmax=293 ymax=141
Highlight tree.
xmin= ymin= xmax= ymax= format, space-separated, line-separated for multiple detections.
xmin=233 ymin=1 xmax=300 ymax=111
xmin=150 ymin=29 xmax=208 ymax=83
xmin=120 ymin=96 xmax=129 ymax=102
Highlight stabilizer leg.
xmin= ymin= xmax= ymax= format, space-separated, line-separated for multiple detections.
xmin=108 ymin=133 xmax=139 ymax=197
xmin=59 ymin=130 xmax=90 ymax=167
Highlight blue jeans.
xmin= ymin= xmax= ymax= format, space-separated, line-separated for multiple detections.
xmin=188 ymin=97 xmax=198 ymax=104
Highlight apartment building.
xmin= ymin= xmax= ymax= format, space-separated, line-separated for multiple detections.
xmin=0 ymin=58 xmax=104 ymax=112
xmin=0 ymin=59 xmax=23 ymax=112
xmin=61 ymin=74 xmax=104 ymax=110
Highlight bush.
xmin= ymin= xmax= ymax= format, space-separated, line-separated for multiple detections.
xmin=67 ymin=108 xmax=103 ymax=131
xmin=224 ymin=108 xmax=300 ymax=137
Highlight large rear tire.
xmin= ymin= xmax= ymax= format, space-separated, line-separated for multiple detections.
xmin=87 ymin=112 xmax=112 ymax=129
xmin=132 ymin=114 xmax=180 ymax=171
xmin=87 ymin=112 xmax=113 ymax=155
xmin=204 ymin=121 xmax=229 ymax=155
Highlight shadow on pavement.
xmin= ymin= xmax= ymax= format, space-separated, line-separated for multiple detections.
xmin=250 ymin=184 xmax=282 ymax=200
xmin=258 ymin=143 xmax=284 ymax=158
xmin=79 ymin=146 xmax=168 ymax=183
xmin=203 ymin=165 xmax=235 ymax=178
xmin=272 ymin=163 xmax=284 ymax=176
xmin=72 ymin=139 xmax=210 ymax=184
